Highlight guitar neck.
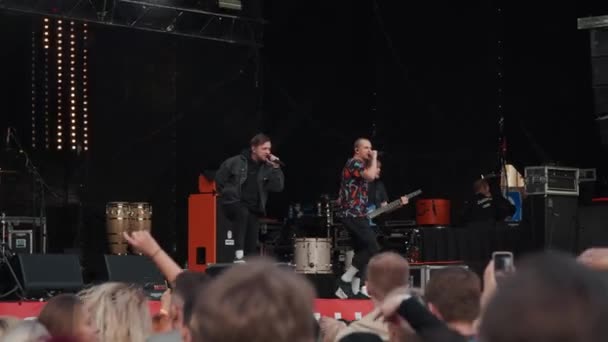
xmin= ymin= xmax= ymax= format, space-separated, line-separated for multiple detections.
xmin=367 ymin=189 xmax=422 ymax=220
xmin=368 ymin=199 xmax=401 ymax=219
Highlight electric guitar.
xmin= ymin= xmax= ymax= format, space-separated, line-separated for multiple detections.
xmin=366 ymin=189 xmax=423 ymax=224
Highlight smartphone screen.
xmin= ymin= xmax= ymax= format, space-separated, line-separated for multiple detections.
xmin=493 ymin=252 xmax=514 ymax=275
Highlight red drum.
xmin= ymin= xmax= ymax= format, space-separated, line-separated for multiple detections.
xmin=416 ymin=199 xmax=451 ymax=226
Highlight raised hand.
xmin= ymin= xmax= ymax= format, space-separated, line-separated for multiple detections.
xmin=123 ymin=230 xmax=161 ymax=257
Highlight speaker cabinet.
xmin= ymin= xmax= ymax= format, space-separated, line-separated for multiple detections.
xmin=103 ymin=255 xmax=166 ymax=299
xmin=579 ymin=18 xmax=608 ymax=146
xmin=527 ymin=195 xmax=579 ymax=253
xmin=14 ymin=254 xmax=83 ymax=297
xmin=188 ymin=175 xmax=236 ymax=272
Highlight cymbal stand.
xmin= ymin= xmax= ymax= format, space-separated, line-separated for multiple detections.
xmin=1 ymin=213 xmax=6 ymax=255
xmin=6 ymin=128 xmax=58 ymax=254
xmin=0 ymin=215 xmax=25 ymax=299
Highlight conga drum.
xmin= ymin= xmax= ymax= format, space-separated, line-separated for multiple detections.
xmin=416 ymin=199 xmax=451 ymax=226
xmin=128 ymin=202 xmax=152 ymax=254
xmin=105 ymin=202 xmax=130 ymax=255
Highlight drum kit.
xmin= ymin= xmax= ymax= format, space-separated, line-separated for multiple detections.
xmin=287 ymin=194 xmax=430 ymax=275
xmin=105 ymin=202 xmax=152 ymax=255
xmin=288 ymin=194 xmax=337 ymax=274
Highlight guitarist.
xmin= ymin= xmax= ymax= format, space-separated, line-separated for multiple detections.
xmin=368 ymin=160 xmax=389 ymax=211
xmin=335 ymin=138 xmax=409 ymax=299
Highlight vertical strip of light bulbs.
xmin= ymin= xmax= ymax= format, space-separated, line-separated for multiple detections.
xmin=56 ymin=19 xmax=63 ymax=150
xmin=31 ymin=30 xmax=37 ymax=149
xmin=44 ymin=18 xmax=51 ymax=149
xmin=69 ymin=21 xmax=77 ymax=150
xmin=83 ymin=22 xmax=88 ymax=151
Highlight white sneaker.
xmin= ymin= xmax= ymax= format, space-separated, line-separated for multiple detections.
xmin=335 ymin=287 xmax=349 ymax=299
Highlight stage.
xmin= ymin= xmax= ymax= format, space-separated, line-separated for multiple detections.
xmin=0 ymin=299 xmax=374 ymax=321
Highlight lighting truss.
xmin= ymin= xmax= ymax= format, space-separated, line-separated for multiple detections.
xmin=0 ymin=0 xmax=265 ymax=47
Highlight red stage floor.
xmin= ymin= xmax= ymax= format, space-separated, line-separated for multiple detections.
xmin=0 ymin=299 xmax=373 ymax=321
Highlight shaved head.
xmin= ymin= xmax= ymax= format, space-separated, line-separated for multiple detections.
xmin=354 ymin=138 xmax=370 ymax=150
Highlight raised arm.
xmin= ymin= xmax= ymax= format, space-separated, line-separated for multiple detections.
xmin=124 ymin=231 xmax=183 ymax=287
xmin=361 ymin=151 xmax=379 ymax=181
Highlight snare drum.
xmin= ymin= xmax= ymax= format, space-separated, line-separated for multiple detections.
xmin=105 ymin=202 xmax=130 ymax=255
xmin=294 ymin=238 xmax=332 ymax=274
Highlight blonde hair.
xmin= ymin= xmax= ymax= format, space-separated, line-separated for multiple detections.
xmin=0 ymin=320 xmax=49 ymax=342
xmin=78 ymin=282 xmax=151 ymax=342
xmin=0 ymin=316 xmax=21 ymax=339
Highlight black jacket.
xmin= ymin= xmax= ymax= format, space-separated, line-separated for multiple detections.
xmin=463 ymin=192 xmax=516 ymax=223
xmin=215 ymin=150 xmax=284 ymax=214
xmin=397 ymin=297 xmax=469 ymax=342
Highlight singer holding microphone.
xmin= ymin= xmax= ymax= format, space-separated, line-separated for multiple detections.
xmin=215 ymin=133 xmax=284 ymax=262
xmin=335 ymin=138 xmax=401 ymax=299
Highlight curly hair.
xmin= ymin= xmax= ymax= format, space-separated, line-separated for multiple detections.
xmin=78 ymin=282 xmax=150 ymax=342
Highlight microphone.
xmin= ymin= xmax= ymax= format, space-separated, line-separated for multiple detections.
xmin=268 ymin=154 xmax=286 ymax=167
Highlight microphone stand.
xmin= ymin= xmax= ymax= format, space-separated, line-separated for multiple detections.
xmin=7 ymin=128 xmax=58 ymax=254
xmin=497 ymin=117 xmax=509 ymax=197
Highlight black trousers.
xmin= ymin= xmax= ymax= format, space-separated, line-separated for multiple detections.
xmin=222 ymin=203 xmax=260 ymax=256
xmin=341 ymin=216 xmax=380 ymax=280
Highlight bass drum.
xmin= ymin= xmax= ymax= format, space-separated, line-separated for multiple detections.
xmin=294 ymin=238 xmax=333 ymax=274
xmin=416 ymin=199 xmax=451 ymax=226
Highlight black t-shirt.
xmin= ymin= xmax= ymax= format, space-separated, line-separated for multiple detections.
xmin=465 ymin=193 xmax=496 ymax=222
xmin=465 ymin=192 xmax=516 ymax=223
xmin=368 ymin=180 xmax=389 ymax=209
xmin=241 ymin=157 xmax=261 ymax=211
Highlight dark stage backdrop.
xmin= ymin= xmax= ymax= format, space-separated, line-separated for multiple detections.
xmin=84 ymin=24 xmax=263 ymax=264
xmin=1 ymin=0 xmax=608 ymax=267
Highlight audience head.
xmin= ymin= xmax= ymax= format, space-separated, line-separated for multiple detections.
xmin=0 ymin=316 xmax=21 ymax=339
xmin=424 ymin=267 xmax=481 ymax=324
xmin=78 ymin=282 xmax=150 ymax=342
xmin=37 ymin=294 xmax=97 ymax=342
xmin=480 ymin=251 xmax=608 ymax=342
xmin=0 ymin=320 xmax=49 ymax=342
xmin=46 ymin=337 xmax=80 ymax=342
xmin=474 ymin=179 xmax=490 ymax=196
xmin=366 ymin=252 xmax=410 ymax=303
xmin=188 ymin=257 xmax=316 ymax=342
xmin=172 ymin=271 xmax=209 ymax=330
